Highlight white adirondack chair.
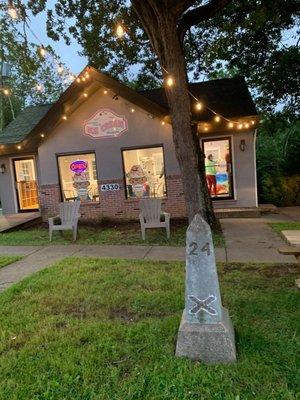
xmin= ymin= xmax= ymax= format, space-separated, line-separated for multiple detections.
xmin=139 ymin=198 xmax=170 ymax=240
xmin=48 ymin=201 xmax=81 ymax=241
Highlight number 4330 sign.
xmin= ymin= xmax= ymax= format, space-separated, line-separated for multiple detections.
xmin=101 ymin=183 xmax=120 ymax=191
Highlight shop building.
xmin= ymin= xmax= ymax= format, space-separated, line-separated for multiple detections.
xmin=0 ymin=66 xmax=259 ymax=221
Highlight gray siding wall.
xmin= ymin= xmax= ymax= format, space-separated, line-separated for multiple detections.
xmin=0 ymin=156 xmax=17 ymax=214
xmin=0 ymin=86 xmax=257 ymax=215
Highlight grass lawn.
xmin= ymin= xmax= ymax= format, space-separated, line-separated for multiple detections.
xmin=0 ymin=258 xmax=299 ymax=399
xmin=0 ymin=256 xmax=21 ymax=269
xmin=0 ymin=221 xmax=225 ymax=248
xmin=270 ymin=222 xmax=300 ymax=234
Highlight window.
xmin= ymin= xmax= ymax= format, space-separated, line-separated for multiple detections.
xmin=57 ymin=153 xmax=99 ymax=202
xmin=122 ymin=146 xmax=166 ymax=198
xmin=202 ymin=137 xmax=234 ymax=199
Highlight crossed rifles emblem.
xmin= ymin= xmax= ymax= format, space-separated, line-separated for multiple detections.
xmin=188 ymin=294 xmax=218 ymax=316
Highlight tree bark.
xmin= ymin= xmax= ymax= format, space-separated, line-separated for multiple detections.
xmin=132 ymin=1 xmax=220 ymax=230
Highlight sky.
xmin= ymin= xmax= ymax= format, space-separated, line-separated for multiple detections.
xmin=26 ymin=0 xmax=87 ymax=74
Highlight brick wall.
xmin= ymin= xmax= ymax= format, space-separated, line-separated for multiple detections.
xmin=39 ymin=174 xmax=186 ymax=221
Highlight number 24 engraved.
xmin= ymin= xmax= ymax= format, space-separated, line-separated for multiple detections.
xmin=189 ymin=241 xmax=210 ymax=256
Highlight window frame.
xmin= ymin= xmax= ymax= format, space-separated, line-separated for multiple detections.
xmin=121 ymin=144 xmax=167 ymax=200
xmin=56 ymin=150 xmax=99 ymax=203
xmin=201 ymin=136 xmax=235 ymax=201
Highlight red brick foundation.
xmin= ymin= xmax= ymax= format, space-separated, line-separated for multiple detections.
xmin=39 ymin=174 xmax=186 ymax=221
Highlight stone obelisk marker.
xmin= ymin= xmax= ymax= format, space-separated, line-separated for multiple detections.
xmin=176 ymin=214 xmax=236 ymax=363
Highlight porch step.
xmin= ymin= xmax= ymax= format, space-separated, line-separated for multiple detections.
xmin=214 ymin=207 xmax=261 ymax=219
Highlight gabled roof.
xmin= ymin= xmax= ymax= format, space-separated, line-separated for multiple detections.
xmin=140 ymin=76 xmax=257 ymax=120
xmin=0 ymin=66 xmax=258 ymax=156
xmin=0 ymin=104 xmax=52 ymax=144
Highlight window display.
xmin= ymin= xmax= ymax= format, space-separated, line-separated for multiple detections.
xmin=57 ymin=153 xmax=99 ymax=202
xmin=203 ymin=137 xmax=233 ymax=199
xmin=122 ymin=146 xmax=166 ymax=198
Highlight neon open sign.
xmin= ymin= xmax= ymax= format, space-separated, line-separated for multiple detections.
xmin=70 ymin=160 xmax=87 ymax=173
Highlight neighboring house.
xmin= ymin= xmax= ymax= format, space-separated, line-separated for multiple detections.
xmin=0 ymin=66 xmax=258 ymax=221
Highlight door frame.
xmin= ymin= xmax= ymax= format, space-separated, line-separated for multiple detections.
xmin=11 ymin=156 xmax=40 ymax=212
xmin=201 ymin=135 xmax=235 ymax=201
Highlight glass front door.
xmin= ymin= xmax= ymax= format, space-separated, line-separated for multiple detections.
xmin=13 ymin=158 xmax=39 ymax=211
xmin=202 ymin=137 xmax=234 ymax=199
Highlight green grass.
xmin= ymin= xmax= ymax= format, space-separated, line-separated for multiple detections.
xmin=0 ymin=258 xmax=299 ymax=399
xmin=0 ymin=256 xmax=21 ymax=269
xmin=270 ymin=222 xmax=300 ymax=234
xmin=0 ymin=221 xmax=225 ymax=248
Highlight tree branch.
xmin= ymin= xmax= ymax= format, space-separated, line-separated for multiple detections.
xmin=177 ymin=0 xmax=232 ymax=42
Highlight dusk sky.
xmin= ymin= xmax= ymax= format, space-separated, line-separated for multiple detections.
xmin=27 ymin=0 xmax=87 ymax=74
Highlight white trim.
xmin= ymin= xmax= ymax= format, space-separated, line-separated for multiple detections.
xmin=201 ymin=134 xmax=236 ymax=200
xmin=253 ymin=129 xmax=258 ymax=207
xmin=9 ymin=154 xmax=39 ymax=213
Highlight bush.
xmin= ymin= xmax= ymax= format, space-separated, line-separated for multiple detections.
xmin=258 ymin=173 xmax=300 ymax=206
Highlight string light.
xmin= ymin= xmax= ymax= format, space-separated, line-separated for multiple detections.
xmin=39 ymin=45 xmax=46 ymax=58
xmin=251 ymin=120 xmax=255 ymax=125
xmin=76 ymin=77 xmax=81 ymax=83
xmin=116 ymin=24 xmax=125 ymax=38
xmin=214 ymin=115 xmax=221 ymax=123
xmin=103 ymin=89 xmax=108 ymax=94
xmin=36 ymin=83 xmax=43 ymax=92
xmin=7 ymin=2 xmax=18 ymax=19
xmin=165 ymin=76 xmax=174 ymax=87
xmin=204 ymin=126 xmax=209 ymax=132
xmin=57 ymin=65 xmax=64 ymax=74
xmin=228 ymin=122 xmax=234 ymax=128
xmin=3 ymin=88 xmax=10 ymax=96
xmin=17 ymin=145 xmax=21 ymax=150
xmin=62 ymin=115 xmax=67 ymax=120
xmin=40 ymin=133 xmax=45 ymax=138
xmin=82 ymin=76 xmax=86 ymax=82
xmin=244 ymin=122 xmax=249 ymax=128
xmin=238 ymin=123 xmax=243 ymax=129
xmin=130 ymin=108 xmax=135 ymax=113
xmin=161 ymin=121 xmax=165 ymax=125
xmin=195 ymin=102 xmax=203 ymax=111
xmin=83 ymin=92 xmax=88 ymax=98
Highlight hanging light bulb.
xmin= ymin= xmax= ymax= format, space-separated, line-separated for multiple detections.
xmin=204 ymin=126 xmax=209 ymax=132
xmin=244 ymin=122 xmax=250 ymax=128
xmin=251 ymin=120 xmax=255 ymax=125
xmin=57 ymin=65 xmax=64 ymax=74
xmin=238 ymin=123 xmax=243 ymax=129
xmin=116 ymin=24 xmax=125 ymax=38
xmin=195 ymin=102 xmax=203 ymax=111
xmin=40 ymin=133 xmax=45 ymax=138
xmin=3 ymin=88 xmax=10 ymax=96
xmin=161 ymin=121 xmax=165 ymax=125
xmin=36 ymin=83 xmax=43 ymax=92
xmin=165 ymin=76 xmax=174 ymax=87
xmin=39 ymin=45 xmax=46 ymax=58
xmin=83 ymin=92 xmax=88 ymax=98
xmin=103 ymin=89 xmax=108 ymax=94
xmin=7 ymin=2 xmax=18 ymax=19
xmin=62 ymin=115 xmax=67 ymax=120
xmin=214 ymin=115 xmax=221 ymax=123
xmin=228 ymin=122 xmax=234 ymax=128
xmin=17 ymin=145 xmax=21 ymax=150
xmin=130 ymin=108 xmax=135 ymax=113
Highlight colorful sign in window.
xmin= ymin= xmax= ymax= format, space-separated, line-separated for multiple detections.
xmin=70 ymin=160 xmax=88 ymax=173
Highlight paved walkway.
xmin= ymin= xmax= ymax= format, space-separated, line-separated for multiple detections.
xmin=0 ymin=212 xmax=41 ymax=232
xmin=0 ymin=208 xmax=299 ymax=292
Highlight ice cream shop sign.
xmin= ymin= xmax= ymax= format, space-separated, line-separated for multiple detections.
xmin=83 ymin=109 xmax=128 ymax=139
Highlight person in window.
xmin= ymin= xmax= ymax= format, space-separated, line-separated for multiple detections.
xmin=205 ymin=154 xmax=218 ymax=197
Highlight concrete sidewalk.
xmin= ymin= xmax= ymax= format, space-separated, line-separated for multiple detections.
xmin=0 ymin=211 xmax=298 ymax=292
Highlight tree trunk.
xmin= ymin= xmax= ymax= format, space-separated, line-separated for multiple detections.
xmin=132 ymin=2 xmax=220 ymax=230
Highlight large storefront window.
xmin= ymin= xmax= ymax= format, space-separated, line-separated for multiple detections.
xmin=203 ymin=137 xmax=234 ymax=199
xmin=57 ymin=153 xmax=99 ymax=202
xmin=122 ymin=146 xmax=166 ymax=198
